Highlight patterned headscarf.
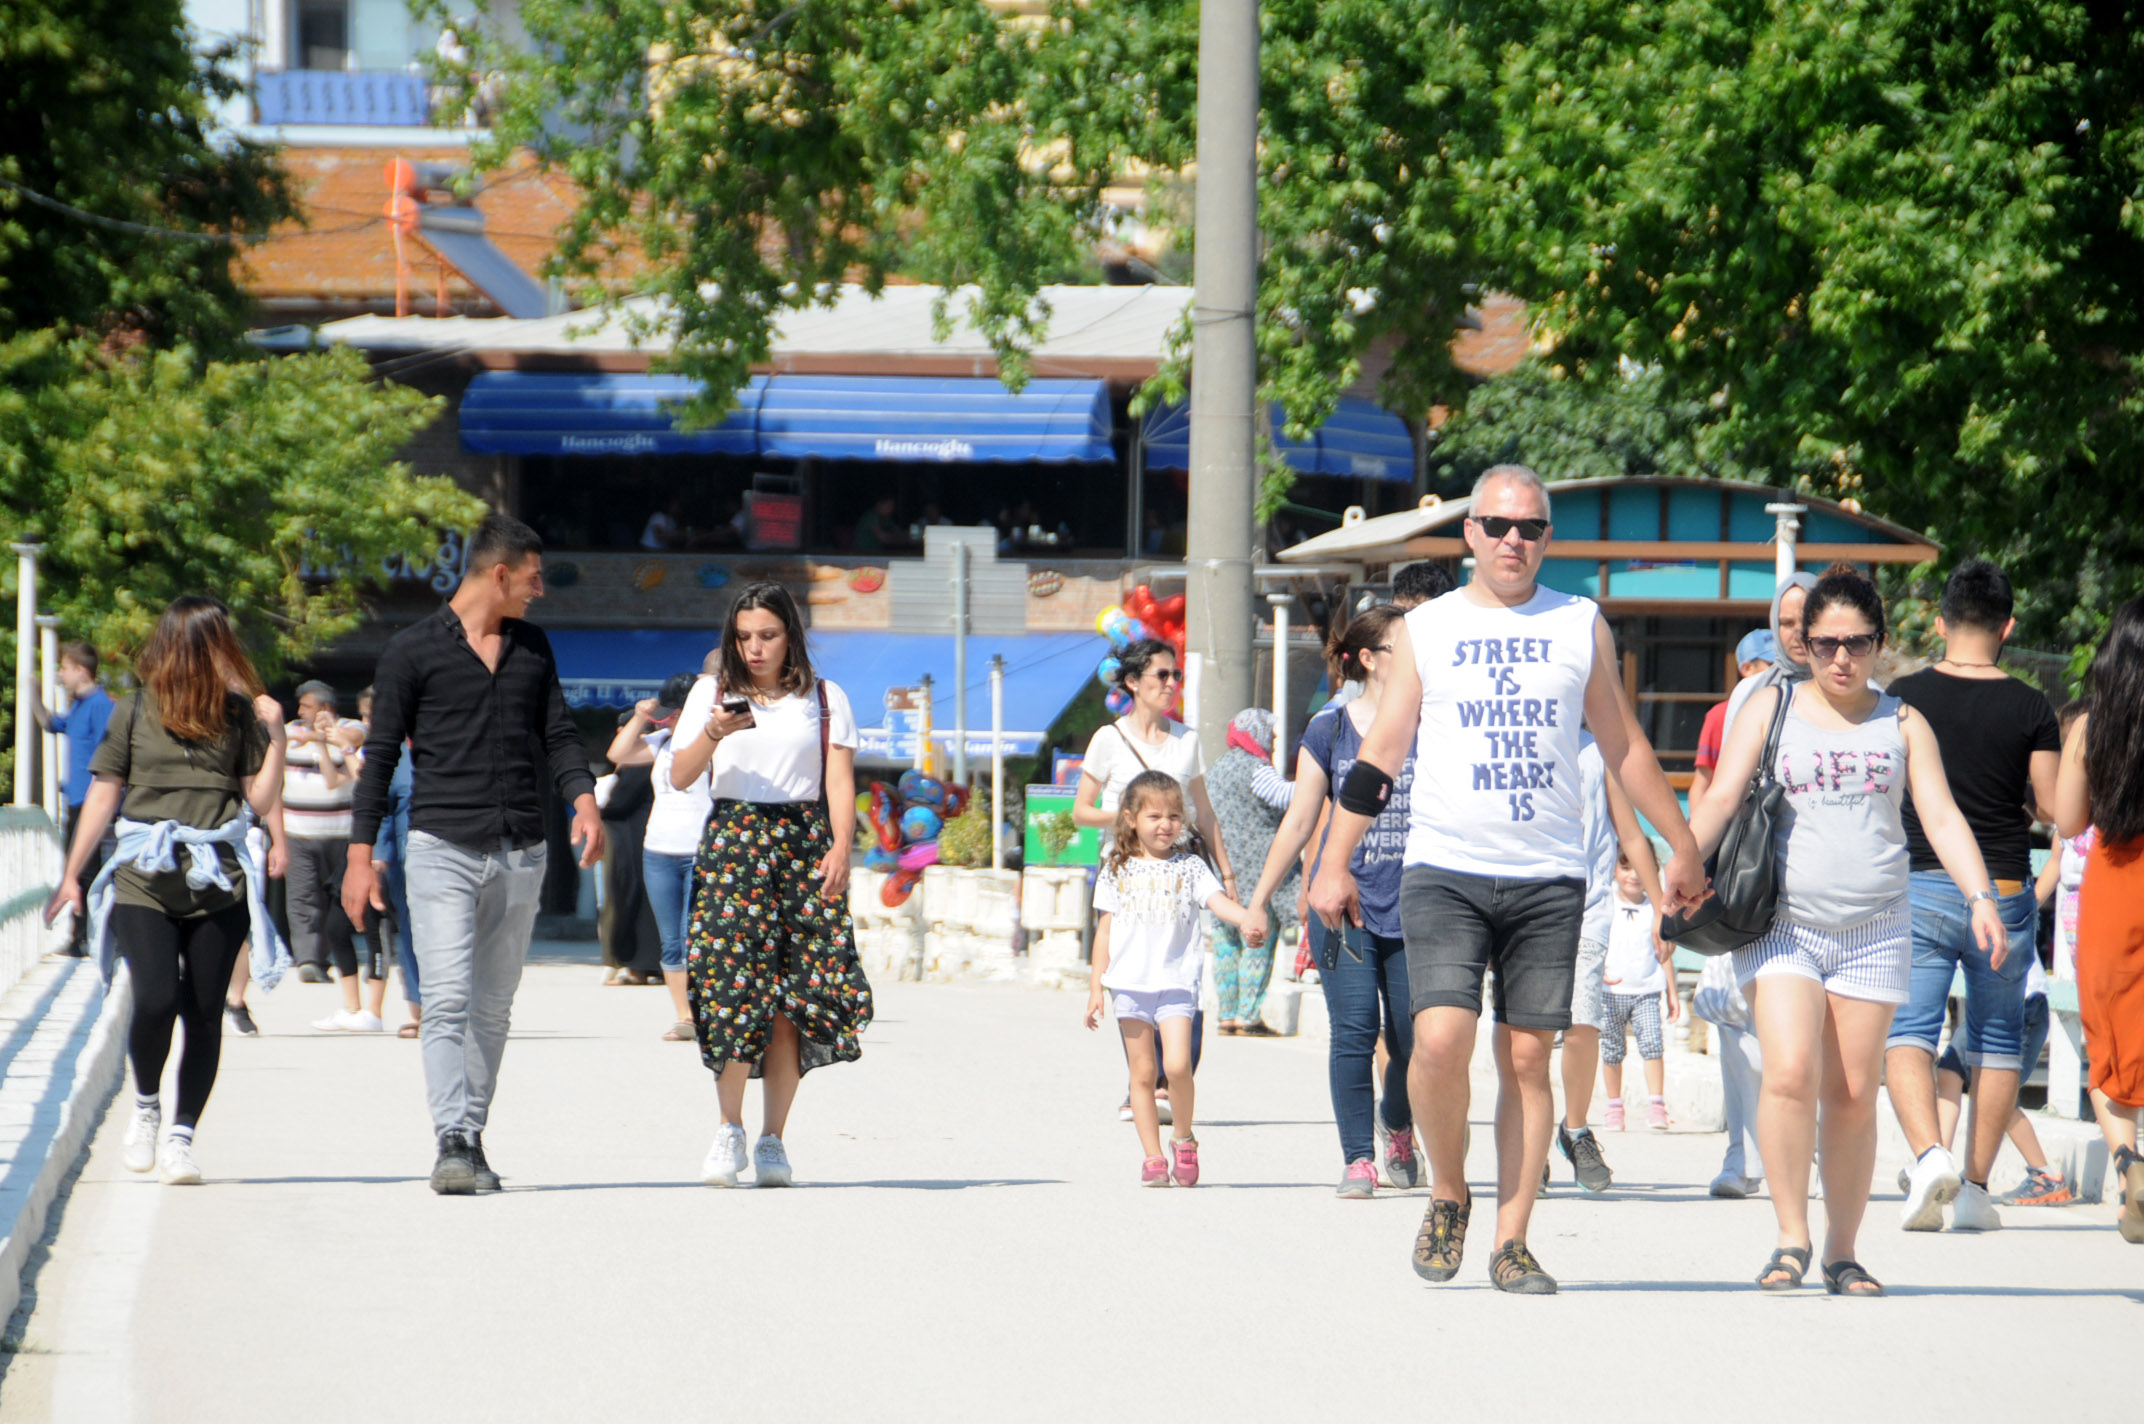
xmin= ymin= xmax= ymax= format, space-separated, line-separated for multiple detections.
xmin=1226 ymin=707 xmax=1275 ymax=760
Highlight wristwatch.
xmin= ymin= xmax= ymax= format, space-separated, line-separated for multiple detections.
xmin=1965 ymin=889 xmax=1998 ymax=909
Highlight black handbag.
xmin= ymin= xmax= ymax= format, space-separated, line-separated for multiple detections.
xmin=1661 ymin=681 xmax=1794 ymax=956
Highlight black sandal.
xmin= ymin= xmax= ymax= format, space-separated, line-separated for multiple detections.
xmin=1823 ymin=1259 xmax=1885 ymax=1297
xmin=1755 ymin=1245 xmax=1810 ymax=1290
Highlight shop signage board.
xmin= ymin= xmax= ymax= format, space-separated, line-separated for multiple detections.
xmin=1022 ymin=784 xmax=1100 ymax=868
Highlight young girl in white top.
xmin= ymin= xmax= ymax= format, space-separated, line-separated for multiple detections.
xmin=1598 ymin=852 xmax=1681 ymax=1131
xmin=1085 ymin=771 xmax=1260 ymax=1187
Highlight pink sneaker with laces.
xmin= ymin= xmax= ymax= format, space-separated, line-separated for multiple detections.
xmin=1141 ymin=1155 xmax=1170 ymax=1187
xmin=1170 ymin=1136 xmax=1201 ymax=1188
xmin=1385 ymin=1124 xmax=1422 ymax=1189
xmin=1337 ymin=1158 xmax=1378 ymax=1198
xmin=1646 ymin=1098 xmax=1669 ymax=1131
xmin=1603 ymin=1100 xmax=1626 ymax=1131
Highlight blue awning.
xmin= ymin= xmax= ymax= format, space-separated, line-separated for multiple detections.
xmin=547 ymin=628 xmax=1106 ymax=758
xmin=757 ymin=376 xmax=1115 ymax=464
xmin=1142 ymin=397 xmax=1415 ymax=483
xmin=460 ymin=372 xmax=765 ymax=457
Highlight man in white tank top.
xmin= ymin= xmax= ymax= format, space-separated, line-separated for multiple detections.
xmin=1308 ymin=465 xmax=1708 ymax=1295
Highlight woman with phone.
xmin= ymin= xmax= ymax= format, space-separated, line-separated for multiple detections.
xmin=667 ymin=582 xmax=874 ymax=1187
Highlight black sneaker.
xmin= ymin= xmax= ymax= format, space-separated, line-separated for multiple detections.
xmin=295 ymin=963 xmax=328 ymax=984
xmin=223 ymin=1003 xmax=259 ymax=1038
xmin=468 ymin=1132 xmax=501 ymax=1192
xmin=1489 ymin=1239 xmax=1558 ymax=1295
xmin=430 ymin=1130 xmax=478 ymax=1195
xmin=1411 ymin=1194 xmax=1470 ymax=1282
xmin=1559 ymin=1123 xmax=1613 ymax=1193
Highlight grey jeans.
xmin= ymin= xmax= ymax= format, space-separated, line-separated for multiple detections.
xmin=1715 ymin=1019 xmax=1764 ymax=1183
xmin=404 ymin=830 xmax=546 ymax=1137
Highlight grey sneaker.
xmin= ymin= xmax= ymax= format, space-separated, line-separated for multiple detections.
xmin=1336 ymin=1159 xmax=1378 ymax=1199
xmin=1558 ymin=1124 xmax=1613 ymax=1193
xmin=701 ymin=1123 xmax=748 ymax=1187
xmin=753 ymin=1134 xmax=794 ymax=1188
xmin=223 ymin=1003 xmax=259 ymax=1038
xmin=1382 ymin=1122 xmax=1422 ymax=1189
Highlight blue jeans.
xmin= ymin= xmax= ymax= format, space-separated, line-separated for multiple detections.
xmin=383 ymin=856 xmax=418 ymax=1004
xmin=1888 ymin=872 xmax=2036 ymax=1070
xmin=1314 ymin=919 xmax=1414 ymax=1165
xmin=642 ymin=850 xmax=693 ymax=972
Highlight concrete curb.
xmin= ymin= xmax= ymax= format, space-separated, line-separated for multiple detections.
xmin=0 ymin=960 xmax=130 ymax=1331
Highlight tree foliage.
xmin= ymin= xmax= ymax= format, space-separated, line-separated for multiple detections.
xmin=0 ymin=0 xmax=294 ymax=352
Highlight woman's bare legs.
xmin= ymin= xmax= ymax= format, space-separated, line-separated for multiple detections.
xmin=665 ymin=968 xmax=691 ymax=1026
xmin=1749 ymin=975 xmax=1826 ymax=1261
xmin=715 ymin=1014 xmax=804 ymax=1137
xmin=1816 ymin=994 xmax=1897 ymax=1269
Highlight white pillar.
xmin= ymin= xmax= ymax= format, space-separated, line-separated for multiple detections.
xmin=1766 ymin=502 xmax=1806 ymax=584
xmin=989 ymin=654 xmax=1005 ymax=872
xmin=1267 ymin=592 xmax=1292 ymax=771
xmin=11 ymin=542 xmax=42 ymax=807
xmin=952 ymin=539 xmax=969 ymax=784
xmin=37 ymin=614 xmax=62 ymax=820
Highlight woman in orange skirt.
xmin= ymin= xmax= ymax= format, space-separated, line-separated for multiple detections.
xmin=2054 ymin=596 xmax=2144 ymax=1244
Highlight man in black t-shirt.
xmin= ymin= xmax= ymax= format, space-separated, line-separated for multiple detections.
xmin=1885 ymin=560 xmax=2060 ymax=1234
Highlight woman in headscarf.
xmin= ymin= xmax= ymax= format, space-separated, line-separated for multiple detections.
xmin=1205 ymin=707 xmax=1298 ymax=1035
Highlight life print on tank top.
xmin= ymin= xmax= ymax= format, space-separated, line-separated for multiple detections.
xmin=1779 ymin=741 xmax=1898 ymax=809
xmin=1450 ymin=632 xmax=1569 ymax=823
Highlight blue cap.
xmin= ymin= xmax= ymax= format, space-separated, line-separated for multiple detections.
xmin=1736 ymin=629 xmax=1780 ymax=666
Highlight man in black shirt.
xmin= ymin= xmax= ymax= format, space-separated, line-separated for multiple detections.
xmin=1886 ymin=560 xmax=2060 ymax=1233
xmin=346 ymin=514 xmax=604 ymax=1195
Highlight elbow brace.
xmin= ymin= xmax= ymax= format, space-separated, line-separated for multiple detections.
xmin=1336 ymin=761 xmax=1394 ymax=817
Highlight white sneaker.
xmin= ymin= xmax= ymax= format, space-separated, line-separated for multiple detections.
xmin=754 ymin=1134 xmax=794 ymax=1188
xmin=1951 ymin=1180 xmax=2004 ymax=1232
xmin=157 ymin=1137 xmax=202 ymax=1185
xmin=1901 ymin=1146 xmax=1962 ymax=1231
xmin=346 ymin=1010 xmax=385 ymax=1033
xmin=311 ymin=1009 xmax=358 ymax=1032
xmin=701 ymin=1123 xmax=748 ymax=1187
xmin=122 ymin=1104 xmax=161 ymax=1173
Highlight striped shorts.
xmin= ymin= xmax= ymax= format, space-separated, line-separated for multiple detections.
xmin=1733 ymin=904 xmax=1911 ymax=1005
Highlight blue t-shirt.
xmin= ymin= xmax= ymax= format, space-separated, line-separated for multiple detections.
xmin=51 ymin=686 xmax=114 ymax=808
xmin=1300 ymin=703 xmax=1414 ymax=939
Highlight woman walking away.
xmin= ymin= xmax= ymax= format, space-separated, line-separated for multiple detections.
xmin=1085 ymin=771 xmax=1262 ymax=1186
xmin=1205 ymin=708 xmax=1299 ymax=1034
xmin=2053 ymin=596 xmax=2144 ymax=1244
xmin=1243 ymin=606 xmax=1420 ymax=1197
xmin=1690 ymin=565 xmax=2006 ymax=1296
xmin=669 ymin=584 xmax=873 ymax=1187
xmin=44 ymin=597 xmax=288 ymax=1185
xmin=608 ymin=672 xmax=709 ymax=1036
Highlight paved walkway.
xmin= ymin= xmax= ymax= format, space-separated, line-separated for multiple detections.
xmin=1 ymin=950 xmax=2137 ymax=1421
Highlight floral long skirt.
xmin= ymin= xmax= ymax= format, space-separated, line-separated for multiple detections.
xmin=685 ymin=798 xmax=874 ymax=1079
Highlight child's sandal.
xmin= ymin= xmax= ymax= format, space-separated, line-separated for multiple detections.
xmin=1754 ymin=1245 xmax=1810 ymax=1291
xmin=1822 ymin=1259 xmax=1884 ymax=1296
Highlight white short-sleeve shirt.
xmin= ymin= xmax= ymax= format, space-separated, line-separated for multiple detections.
xmin=674 ymin=676 xmax=858 ymax=805
xmin=1080 ymin=719 xmax=1206 ymax=814
xmin=642 ymin=725 xmax=716 ymax=856
xmin=1093 ymin=852 xmax=1224 ymax=992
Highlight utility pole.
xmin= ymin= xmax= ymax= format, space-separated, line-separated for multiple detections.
xmin=11 ymin=542 xmax=41 ymax=807
xmin=1183 ymin=0 xmax=1259 ymax=756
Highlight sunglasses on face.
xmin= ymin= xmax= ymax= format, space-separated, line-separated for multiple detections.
xmin=1473 ymin=515 xmax=1549 ymax=542
xmin=1807 ymin=634 xmax=1880 ymax=661
xmin=1148 ymin=668 xmax=1185 ymax=684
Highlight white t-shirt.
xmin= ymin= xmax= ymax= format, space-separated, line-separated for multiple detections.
xmin=1402 ymin=585 xmax=1601 ymax=878
xmin=642 ymin=726 xmax=715 ymax=856
xmin=1094 ymin=852 xmax=1224 ymax=992
xmin=1080 ymin=718 xmax=1206 ymax=813
xmin=674 ymin=677 xmax=858 ymax=805
xmin=1601 ymin=891 xmax=1664 ymax=997
xmin=1578 ymin=735 xmax=1620 ymax=946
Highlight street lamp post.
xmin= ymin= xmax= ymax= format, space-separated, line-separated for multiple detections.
xmin=11 ymin=542 xmax=43 ymax=808
xmin=37 ymin=614 xmax=63 ymax=820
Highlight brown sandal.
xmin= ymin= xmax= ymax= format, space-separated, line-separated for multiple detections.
xmin=662 ymin=1021 xmax=695 ymax=1042
xmin=398 ymin=1023 xmax=420 ymax=1039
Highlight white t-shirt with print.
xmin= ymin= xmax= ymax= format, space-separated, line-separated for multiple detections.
xmin=1093 ymin=852 xmax=1224 ymax=993
xmin=674 ymin=676 xmax=858 ymax=805
xmin=1601 ymin=891 xmax=1664 ymax=997
xmin=642 ymin=725 xmax=715 ymax=856
xmin=1080 ymin=719 xmax=1206 ymax=813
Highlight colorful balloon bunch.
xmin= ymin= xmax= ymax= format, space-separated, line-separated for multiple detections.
xmin=1093 ymin=584 xmax=1188 ymax=716
xmin=856 ymin=769 xmax=975 ymax=906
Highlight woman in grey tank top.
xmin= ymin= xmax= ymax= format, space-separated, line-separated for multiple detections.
xmin=1689 ymin=566 xmax=2005 ymax=1298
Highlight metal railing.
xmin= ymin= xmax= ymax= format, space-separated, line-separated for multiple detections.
xmin=0 ymin=808 xmax=62 ymax=1002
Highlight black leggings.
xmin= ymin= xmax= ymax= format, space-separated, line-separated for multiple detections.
xmin=112 ymin=902 xmax=249 ymax=1129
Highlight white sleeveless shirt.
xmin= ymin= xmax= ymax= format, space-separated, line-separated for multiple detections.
xmin=1402 ymin=585 xmax=1602 ymax=879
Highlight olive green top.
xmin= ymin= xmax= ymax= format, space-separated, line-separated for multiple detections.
xmin=89 ymin=691 xmax=270 ymax=918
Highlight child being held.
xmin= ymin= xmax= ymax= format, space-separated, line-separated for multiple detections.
xmin=1084 ymin=770 xmax=1260 ymax=1186
xmin=1599 ymin=851 xmax=1681 ymax=1130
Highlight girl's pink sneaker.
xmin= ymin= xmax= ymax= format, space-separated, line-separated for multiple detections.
xmin=1141 ymin=1155 xmax=1171 ymax=1187
xmin=1603 ymin=1100 xmax=1626 ymax=1131
xmin=1646 ymin=1098 xmax=1669 ymax=1131
xmin=1170 ymin=1136 xmax=1200 ymax=1188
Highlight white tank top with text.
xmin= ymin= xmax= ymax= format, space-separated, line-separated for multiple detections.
xmin=1402 ymin=585 xmax=1600 ymax=879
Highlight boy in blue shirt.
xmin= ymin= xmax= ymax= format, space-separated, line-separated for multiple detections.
xmin=34 ymin=642 xmax=114 ymax=955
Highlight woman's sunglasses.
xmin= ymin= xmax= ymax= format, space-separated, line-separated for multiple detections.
xmin=1473 ymin=515 xmax=1549 ymax=542
xmin=1147 ymin=668 xmax=1186 ymax=684
xmin=1807 ymin=634 xmax=1880 ymax=660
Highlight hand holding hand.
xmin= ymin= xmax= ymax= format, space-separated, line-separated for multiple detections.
xmin=1661 ymin=849 xmax=1712 ymax=915
xmin=1241 ymin=906 xmax=1269 ymax=951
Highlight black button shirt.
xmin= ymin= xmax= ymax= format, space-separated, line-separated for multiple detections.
xmin=351 ymin=604 xmax=596 ymax=851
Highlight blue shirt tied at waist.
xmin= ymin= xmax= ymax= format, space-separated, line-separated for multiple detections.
xmin=86 ymin=815 xmax=292 ymax=991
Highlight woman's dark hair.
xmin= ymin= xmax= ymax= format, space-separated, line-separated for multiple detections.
xmin=1327 ymin=605 xmax=1406 ymax=687
xmin=1802 ymin=561 xmax=1887 ymax=643
xmin=719 ymin=581 xmax=814 ymax=696
xmin=1105 ymin=770 xmax=1186 ymax=874
xmin=1113 ymin=638 xmax=1177 ymax=693
xmin=137 ymin=596 xmax=263 ymax=743
xmin=2058 ymin=695 xmax=2091 ymax=738
xmin=2084 ymin=597 xmax=2144 ymax=845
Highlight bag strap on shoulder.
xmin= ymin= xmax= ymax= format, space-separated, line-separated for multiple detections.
xmin=817 ymin=680 xmax=831 ymax=806
xmin=1114 ymin=722 xmax=1156 ymax=773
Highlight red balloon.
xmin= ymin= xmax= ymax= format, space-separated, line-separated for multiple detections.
xmin=1127 ymin=584 xmax=1156 ymax=620
xmin=1157 ymin=594 xmax=1186 ymax=621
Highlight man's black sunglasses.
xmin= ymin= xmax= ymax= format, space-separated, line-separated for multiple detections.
xmin=1473 ymin=515 xmax=1549 ymax=542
